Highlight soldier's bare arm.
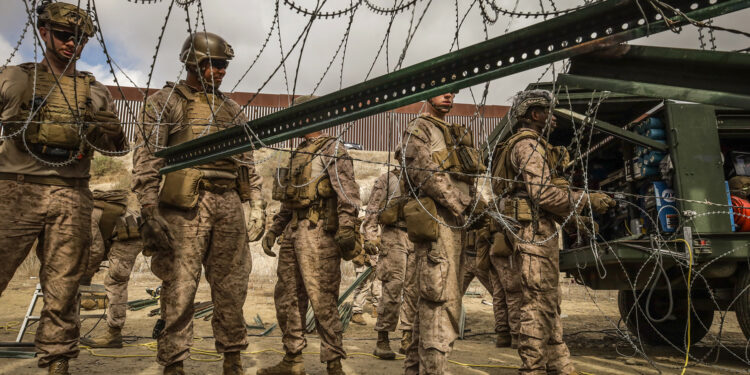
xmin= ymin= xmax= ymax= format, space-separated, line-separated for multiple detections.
xmin=512 ymin=138 xmax=584 ymax=217
xmin=401 ymin=119 xmax=468 ymax=217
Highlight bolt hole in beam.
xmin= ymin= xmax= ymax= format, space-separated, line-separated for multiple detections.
xmin=157 ymin=0 xmax=750 ymax=173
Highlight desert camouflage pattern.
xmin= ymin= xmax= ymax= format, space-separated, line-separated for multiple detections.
xmin=490 ymin=254 xmax=522 ymax=338
xmin=0 ymin=181 xmax=92 ymax=367
xmin=104 ymin=240 xmax=143 ymax=329
xmin=352 ymin=259 xmax=381 ymax=314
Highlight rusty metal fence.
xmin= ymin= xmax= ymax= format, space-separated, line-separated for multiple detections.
xmin=114 ymin=99 xmax=501 ymax=151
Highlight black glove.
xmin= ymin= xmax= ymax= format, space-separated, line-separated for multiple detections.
xmin=140 ymin=205 xmax=174 ymax=256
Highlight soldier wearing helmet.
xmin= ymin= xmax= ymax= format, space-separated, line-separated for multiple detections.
xmin=258 ymin=95 xmax=362 ymax=375
xmin=489 ymin=90 xmax=615 ymax=375
xmin=0 ymin=2 xmax=126 ymax=374
xmin=398 ymin=91 xmax=486 ymax=374
xmin=130 ymin=32 xmax=264 ymax=375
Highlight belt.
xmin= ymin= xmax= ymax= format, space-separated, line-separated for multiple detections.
xmin=199 ymin=178 xmax=236 ymax=194
xmin=0 ymin=172 xmax=89 ymax=188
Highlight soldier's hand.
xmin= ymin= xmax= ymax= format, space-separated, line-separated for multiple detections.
xmin=245 ymin=200 xmax=266 ymax=242
xmin=589 ymin=192 xmax=616 ymax=214
xmin=140 ymin=205 xmax=174 ymax=255
xmin=335 ymin=226 xmax=358 ymax=254
xmin=363 ymin=239 xmax=379 ymax=255
xmin=90 ymin=110 xmax=122 ymax=135
xmin=87 ymin=110 xmax=126 ymax=152
xmin=261 ymin=231 xmax=278 ymax=257
xmin=351 ymin=252 xmax=371 ymax=267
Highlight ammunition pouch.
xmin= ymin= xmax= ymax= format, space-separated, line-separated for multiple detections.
xmin=113 ymin=213 xmax=141 ymax=241
xmin=159 ymin=168 xmax=203 ymax=210
xmin=503 ymin=198 xmax=534 ymax=222
xmin=378 ymin=198 xmax=404 ymax=225
xmin=403 ymin=197 xmax=439 ymax=242
xmin=490 ymin=231 xmax=513 ymax=257
xmin=291 ymin=197 xmax=338 ymax=232
xmin=25 ymin=121 xmax=82 ymax=150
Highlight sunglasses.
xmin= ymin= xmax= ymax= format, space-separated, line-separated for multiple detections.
xmin=203 ymin=59 xmax=229 ymax=70
xmin=51 ymin=29 xmax=88 ymax=43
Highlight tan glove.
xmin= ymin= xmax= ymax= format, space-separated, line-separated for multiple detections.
xmin=351 ymin=251 xmax=371 ymax=267
xmin=244 ymin=200 xmax=266 ymax=242
xmin=87 ymin=110 xmax=126 ymax=152
xmin=261 ymin=231 xmax=277 ymax=257
xmin=589 ymin=192 xmax=616 ymax=214
xmin=140 ymin=205 xmax=174 ymax=256
xmin=363 ymin=238 xmax=379 ymax=255
xmin=335 ymin=226 xmax=358 ymax=258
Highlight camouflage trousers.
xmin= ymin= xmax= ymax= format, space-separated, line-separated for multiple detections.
xmin=516 ymin=251 xmax=573 ymax=375
xmin=275 ymin=218 xmax=345 ymax=362
xmin=404 ymin=207 xmax=464 ymax=375
xmin=460 ymin=253 xmax=513 ymax=335
xmin=490 ymin=254 xmax=522 ymax=337
xmin=0 ymin=180 xmax=93 ymax=367
xmin=374 ymin=226 xmax=417 ymax=332
xmin=150 ymin=190 xmax=251 ymax=366
xmin=352 ymin=258 xmax=381 ymax=314
xmin=82 ymin=207 xmax=105 ymax=283
xmin=104 ymin=240 xmax=142 ymax=329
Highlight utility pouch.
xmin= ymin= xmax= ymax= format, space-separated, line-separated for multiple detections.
xmin=322 ymin=198 xmax=339 ymax=232
xmin=457 ymin=146 xmax=486 ymax=174
xmin=159 ymin=168 xmax=203 ymax=210
xmin=491 ymin=231 xmax=513 ymax=257
xmin=504 ymin=198 xmax=533 ymax=222
xmin=272 ymin=167 xmax=290 ymax=201
xmin=403 ymin=197 xmax=439 ymax=242
xmin=379 ymin=199 xmax=401 ymax=225
xmin=316 ymin=177 xmax=335 ymax=198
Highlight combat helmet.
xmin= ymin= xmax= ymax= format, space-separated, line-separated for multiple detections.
xmin=510 ymin=89 xmax=556 ymax=123
xmin=37 ymin=1 xmax=96 ymax=37
xmin=180 ymin=32 xmax=234 ymax=69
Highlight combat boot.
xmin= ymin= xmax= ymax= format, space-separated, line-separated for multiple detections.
xmin=398 ymin=330 xmax=412 ymax=354
xmin=373 ymin=331 xmax=396 ymax=360
xmin=163 ymin=361 xmax=185 ymax=375
xmin=223 ymin=351 xmax=243 ymax=375
xmin=326 ymin=358 xmax=345 ymax=375
xmin=48 ymin=358 xmax=70 ymax=375
xmin=495 ymin=333 xmax=512 ymax=348
xmin=350 ymin=312 xmax=366 ymax=325
xmin=257 ymin=353 xmax=306 ymax=375
xmin=511 ymin=334 xmax=519 ymax=349
xmin=80 ymin=326 xmax=123 ymax=348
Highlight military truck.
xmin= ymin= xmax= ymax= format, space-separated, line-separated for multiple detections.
xmin=486 ymin=45 xmax=750 ymax=347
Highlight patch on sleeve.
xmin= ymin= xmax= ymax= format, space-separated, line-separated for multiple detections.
xmin=404 ymin=121 xmax=429 ymax=143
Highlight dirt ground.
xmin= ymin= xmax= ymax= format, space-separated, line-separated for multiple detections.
xmin=1 ymin=265 xmax=748 ymax=375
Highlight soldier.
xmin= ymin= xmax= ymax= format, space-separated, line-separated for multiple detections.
xmin=80 ymin=189 xmax=129 ymax=287
xmin=80 ymin=204 xmax=143 ymax=349
xmin=350 ymin=258 xmax=382 ymax=325
xmin=0 ymin=2 xmax=127 ymax=373
xmin=399 ymin=92 xmax=485 ymax=374
xmin=490 ymin=90 xmax=615 ymax=374
xmin=362 ymin=167 xmax=417 ymax=359
xmin=131 ymin=32 xmax=265 ymax=375
xmin=259 ymin=96 xmax=363 ymax=375
xmin=488 ymin=228 xmax=522 ymax=349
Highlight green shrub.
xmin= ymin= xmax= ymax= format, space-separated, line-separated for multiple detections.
xmin=91 ymin=154 xmax=124 ymax=177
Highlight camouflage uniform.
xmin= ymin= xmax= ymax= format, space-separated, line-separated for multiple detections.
xmin=363 ymin=170 xmax=417 ymax=333
xmin=268 ymin=136 xmax=360 ymax=363
xmin=0 ymin=59 xmax=126 ymax=367
xmin=131 ymin=81 xmax=262 ymax=366
xmin=493 ymin=126 xmax=584 ymax=374
xmin=489 ymin=253 xmax=522 ymax=342
xmin=82 ymin=190 xmax=128 ymax=285
xmin=351 ymin=260 xmax=382 ymax=315
xmin=400 ymin=114 xmax=484 ymax=374
xmin=103 ymin=238 xmax=143 ymax=330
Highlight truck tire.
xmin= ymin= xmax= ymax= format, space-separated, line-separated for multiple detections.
xmin=618 ymin=289 xmax=713 ymax=347
xmin=735 ymin=267 xmax=750 ymax=340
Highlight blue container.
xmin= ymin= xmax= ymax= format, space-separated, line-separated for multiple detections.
xmin=646 ymin=128 xmax=666 ymax=139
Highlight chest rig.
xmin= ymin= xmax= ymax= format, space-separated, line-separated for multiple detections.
xmin=422 ymin=115 xmax=486 ymax=183
xmin=272 ymin=136 xmax=336 ymax=209
xmin=9 ymin=63 xmax=95 ymax=158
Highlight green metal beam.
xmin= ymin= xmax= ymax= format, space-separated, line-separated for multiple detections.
xmin=158 ymin=0 xmax=750 ymax=173
xmin=553 ymin=108 xmax=668 ymax=151
xmin=557 ymin=73 xmax=750 ymax=110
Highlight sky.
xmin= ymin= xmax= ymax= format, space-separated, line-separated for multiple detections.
xmin=1 ymin=0 xmax=748 ymax=106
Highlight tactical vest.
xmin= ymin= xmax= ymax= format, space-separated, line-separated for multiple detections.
xmin=166 ymin=82 xmax=239 ymax=173
xmin=422 ymin=115 xmax=486 ymax=182
xmin=491 ymin=129 xmax=559 ymax=197
xmin=378 ymin=169 xmax=406 ymax=225
xmin=9 ymin=63 xmax=94 ymax=156
xmin=272 ymin=136 xmax=336 ymax=209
